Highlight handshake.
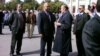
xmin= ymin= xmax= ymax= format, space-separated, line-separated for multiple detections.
xmin=54 ymin=21 xmax=61 ymax=28
xmin=54 ymin=21 xmax=61 ymax=26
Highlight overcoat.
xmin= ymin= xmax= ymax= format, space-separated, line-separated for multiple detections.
xmin=82 ymin=14 xmax=100 ymax=56
xmin=53 ymin=11 xmax=73 ymax=54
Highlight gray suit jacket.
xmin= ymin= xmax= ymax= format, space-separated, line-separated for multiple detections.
xmin=82 ymin=14 xmax=100 ymax=56
xmin=9 ymin=11 xmax=26 ymax=34
xmin=73 ymin=13 xmax=90 ymax=34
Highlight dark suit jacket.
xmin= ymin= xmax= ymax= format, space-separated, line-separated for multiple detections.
xmin=82 ymin=14 xmax=100 ymax=56
xmin=73 ymin=13 xmax=90 ymax=34
xmin=9 ymin=11 xmax=26 ymax=34
xmin=0 ymin=12 xmax=4 ymax=24
xmin=53 ymin=11 xmax=73 ymax=53
xmin=38 ymin=11 xmax=55 ymax=38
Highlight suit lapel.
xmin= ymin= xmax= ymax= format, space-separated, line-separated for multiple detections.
xmin=95 ymin=14 xmax=100 ymax=23
xmin=43 ymin=11 xmax=51 ymax=22
xmin=58 ymin=12 xmax=67 ymax=22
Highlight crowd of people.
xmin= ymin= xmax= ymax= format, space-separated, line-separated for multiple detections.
xmin=0 ymin=0 xmax=100 ymax=56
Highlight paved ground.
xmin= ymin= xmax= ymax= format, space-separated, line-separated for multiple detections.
xmin=0 ymin=25 xmax=78 ymax=56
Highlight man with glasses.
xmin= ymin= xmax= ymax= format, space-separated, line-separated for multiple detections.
xmin=73 ymin=5 xmax=90 ymax=56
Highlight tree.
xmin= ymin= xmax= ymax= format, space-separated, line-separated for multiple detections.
xmin=54 ymin=0 xmax=59 ymax=2
xmin=0 ymin=3 xmax=4 ymax=10
xmin=23 ymin=2 xmax=32 ymax=10
xmin=23 ymin=0 xmax=39 ymax=10
xmin=38 ymin=1 xmax=64 ymax=13
xmin=51 ymin=1 xmax=64 ymax=13
xmin=6 ymin=2 xmax=18 ymax=10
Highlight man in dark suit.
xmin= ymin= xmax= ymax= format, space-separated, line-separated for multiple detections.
xmin=82 ymin=0 xmax=100 ymax=56
xmin=0 ymin=10 xmax=4 ymax=34
xmin=9 ymin=3 xmax=26 ymax=56
xmin=38 ymin=2 xmax=55 ymax=56
xmin=53 ymin=5 xmax=73 ymax=56
xmin=73 ymin=5 xmax=90 ymax=56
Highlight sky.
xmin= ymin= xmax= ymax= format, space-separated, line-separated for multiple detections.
xmin=6 ymin=0 xmax=67 ymax=4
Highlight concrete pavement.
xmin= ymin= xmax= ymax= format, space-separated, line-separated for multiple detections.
xmin=0 ymin=25 xmax=77 ymax=56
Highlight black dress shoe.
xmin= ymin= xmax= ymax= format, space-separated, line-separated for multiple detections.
xmin=47 ymin=54 xmax=51 ymax=56
xmin=10 ymin=54 xmax=14 ymax=56
xmin=16 ymin=52 xmax=22 ymax=56
xmin=0 ymin=33 xmax=3 ymax=35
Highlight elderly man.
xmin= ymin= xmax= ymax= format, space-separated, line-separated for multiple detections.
xmin=53 ymin=5 xmax=73 ymax=56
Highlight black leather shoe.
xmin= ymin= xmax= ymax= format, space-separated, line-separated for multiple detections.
xmin=16 ymin=52 xmax=22 ymax=56
xmin=47 ymin=54 xmax=51 ymax=56
xmin=10 ymin=54 xmax=14 ymax=56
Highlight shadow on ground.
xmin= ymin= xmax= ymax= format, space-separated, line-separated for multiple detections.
xmin=21 ymin=49 xmax=78 ymax=56
xmin=23 ymin=34 xmax=41 ymax=39
xmin=21 ymin=49 xmax=40 ymax=55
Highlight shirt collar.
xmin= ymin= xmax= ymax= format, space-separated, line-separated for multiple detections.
xmin=16 ymin=10 xmax=21 ymax=14
xmin=96 ymin=12 xmax=100 ymax=17
xmin=79 ymin=12 xmax=83 ymax=15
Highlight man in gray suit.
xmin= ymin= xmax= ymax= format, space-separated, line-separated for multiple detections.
xmin=82 ymin=0 xmax=100 ymax=56
xmin=9 ymin=3 xmax=26 ymax=56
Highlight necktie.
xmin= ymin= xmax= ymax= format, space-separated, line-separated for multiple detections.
xmin=18 ymin=12 xmax=24 ymax=29
xmin=45 ymin=12 xmax=51 ymax=21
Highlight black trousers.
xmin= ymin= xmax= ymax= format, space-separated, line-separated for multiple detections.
xmin=0 ymin=24 xmax=2 ymax=34
xmin=60 ymin=36 xmax=72 ymax=56
xmin=10 ymin=31 xmax=23 ymax=54
xmin=40 ymin=36 xmax=53 ymax=56
xmin=76 ymin=32 xmax=85 ymax=56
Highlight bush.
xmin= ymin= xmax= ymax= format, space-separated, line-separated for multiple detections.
xmin=38 ymin=1 xmax=64 ymax=13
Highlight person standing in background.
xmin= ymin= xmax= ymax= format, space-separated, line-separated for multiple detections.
xmin=26 ymin=9 xmax=36 ymax=38
xmin=73 ymin=5 xmax=90 ymax=56
xmin=0 ymin=10 xmax=4 ymax=34
xmin=9 ymin=3 xmax=26 ymax=56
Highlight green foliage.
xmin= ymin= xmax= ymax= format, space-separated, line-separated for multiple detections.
xmin=6 ymin=2 xmax=18 ymax=10
xmin=0 ymin=3 xmax=5 ymax=10
xmin=38 ymin=1 xmax=64 ymax=13
xmin=23 ymin=0 xmax=39 ymax=10
xmin=4 ymin=0 xmax=39 ymax=10
xmin=23 ymin=2 xmax=32 ymax=10
xmin=0 ymin=1 xmax=64 ymax=13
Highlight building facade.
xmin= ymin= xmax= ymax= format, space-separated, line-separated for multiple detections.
xmin=65 ymin=0 xmax=97 ymax=14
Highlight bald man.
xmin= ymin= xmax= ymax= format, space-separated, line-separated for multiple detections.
xmin=37 ymin=2 xmax=56 ymax=56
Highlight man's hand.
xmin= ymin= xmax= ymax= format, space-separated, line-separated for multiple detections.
xmin=39 ymin=34 xmax=43 ymax=37
xmin=55 ymin=22 xmax=61 ymax=26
